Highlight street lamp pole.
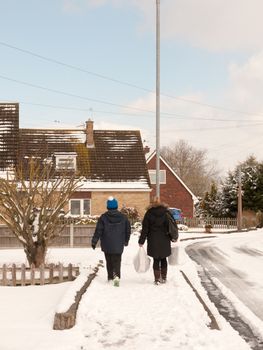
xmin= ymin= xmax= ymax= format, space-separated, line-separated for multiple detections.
xmin=237 ymin=168 xmax=243 ymax=231
xmin=156 ymin=0 xmax=161 ymax=200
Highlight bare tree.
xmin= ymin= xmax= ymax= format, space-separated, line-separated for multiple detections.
xmin=161 ymin=140 xmax=220 ymax=197
xmin=0 ymin=158 xmax=80 ymax=267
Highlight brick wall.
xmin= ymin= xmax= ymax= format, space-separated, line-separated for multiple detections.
xmin=91 ymin=191 xmax=150 ymax=218
xmin=147 ymin=156 xmax=194 ymax=217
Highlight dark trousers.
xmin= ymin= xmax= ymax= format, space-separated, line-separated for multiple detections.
xmin=104 ymin=253 xmax=122 ymax=280
xmin=153 ymin=258 xmax=167 ymax=270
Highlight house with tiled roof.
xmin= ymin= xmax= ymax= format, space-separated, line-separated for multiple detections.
xmin=0 ymin=102 xmax=151 ymax=217
xmin=147 ymin=151 xmax=198 ymax=218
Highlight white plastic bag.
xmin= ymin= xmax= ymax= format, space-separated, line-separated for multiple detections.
xmin=168 ymin=244 xmax=187 ymax=266
xmin=168 ymin=245 xmax=180 ymax=265
xmin=133 ymin=247 xmax=151 ymax=273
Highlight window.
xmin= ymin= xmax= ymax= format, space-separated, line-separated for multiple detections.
xmin=70 ymin=199 xmax=91 ymax=216
xmin=54 ymin=152 xmax=77 ymax=170
xmin=148 ymin=169 xmax=166 ymax=184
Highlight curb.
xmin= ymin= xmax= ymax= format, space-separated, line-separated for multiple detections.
xmin=53 ymin=260 xmax=103 ymax=330
xmin=180 ymin=270 xmax=220 ymax=331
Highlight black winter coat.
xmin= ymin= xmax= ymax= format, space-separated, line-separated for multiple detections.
xmin=92 ymin=210 xmax=131 ymax=254
xmin=139 ymin=204 xmax=171 ymax=259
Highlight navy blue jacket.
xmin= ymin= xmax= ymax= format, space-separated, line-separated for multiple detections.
xmin=92 ymin=210 xmax=131 ymax=254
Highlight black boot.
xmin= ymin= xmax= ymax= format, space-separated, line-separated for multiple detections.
xmin=154 ymin=269 xmax=161 ymax=285
xmin=160 ymin=267 xmax=167 ymax=283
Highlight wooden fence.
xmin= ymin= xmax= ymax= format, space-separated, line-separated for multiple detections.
xmin=0 ymin=224 xmax=96 ymax=248
xmin=0 ymin=218 xmax=240 ymax=249
xmin=0 ymin=263 xmax=79 ymax=286
xmin=179 ymin=217 xmax=237 ymax=229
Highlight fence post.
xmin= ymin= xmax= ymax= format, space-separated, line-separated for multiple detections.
xmin=21 ymin=264 xmax=26 ymax=286
xmin=68 ymin=263 xmax=73 ymax=281
xmin=59 ymin=263 xmax=63 ymax=283
xmin=49 ymin=264 xmax=54 ymax=284
xmin=2 ymin=264 xmax=7 ymax=286
xmin=40 ymin=264 xmax=45 ymax=285
xmin=12 ymin=264 xmax=16 ymax=286
xmin=31 ymin=264 xmax=35 ymax=285
xmin=70 ymin=223 xmax=74 ymax=248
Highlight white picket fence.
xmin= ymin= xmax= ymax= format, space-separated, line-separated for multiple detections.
xmin=181 ymin=217 xmax=237 ymax=229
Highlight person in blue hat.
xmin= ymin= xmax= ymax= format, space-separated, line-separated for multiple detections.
xmin=91 ymin=196 xmax=131 ymax=286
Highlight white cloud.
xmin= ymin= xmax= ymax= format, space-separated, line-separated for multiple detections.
xmin=133 ymin=0 xmax=263 ymax=52
xmin=227 ymin=51 xmax=263 ymax=112
xmin=125 ymin=69 xmax=263 ymax=172
xmin=63 ymin=0 xmax=263 ymax=52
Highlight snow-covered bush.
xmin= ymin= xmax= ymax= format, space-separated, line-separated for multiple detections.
xmin=120 ymin=206 xmax=141 ymax=224
xmin=64 ymin=215 xmax=99 ymax=225
xmin=132 ymin=221 xmax=142 ymax=234
xmin=178 ymin=224 xmax=188 ymax=231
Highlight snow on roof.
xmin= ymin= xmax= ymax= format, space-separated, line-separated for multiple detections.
xmin=78 ymin=180 xmax=151 ymax=191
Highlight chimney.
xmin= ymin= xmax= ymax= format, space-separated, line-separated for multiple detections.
xmin=85 ymin=119 xmax=94 ymax=148
xmin=143 ymin=145 xmax=150 ymax=155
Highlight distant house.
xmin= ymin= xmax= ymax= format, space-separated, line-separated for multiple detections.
xmin=0 ymin=102 xmax=151 ymax=217
xmin=146 ymin=151 xmax=198 ymax=218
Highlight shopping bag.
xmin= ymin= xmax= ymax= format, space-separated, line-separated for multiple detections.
xmin=168 ymin=244 xmax=187 ymax=265
xmin=168 ymin=245 xmax=180 ymax=265
xmin=133 ymin=247 xmax=151 ymax=273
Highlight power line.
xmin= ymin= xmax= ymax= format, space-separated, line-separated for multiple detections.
xmin=1 ymin=40 xmax=263 ymax=118
xmin=0 ymin=41 xmax=153 ymax=93
xmin=4 ymin=100 xmax=261 ymax=125
xmin=0 ymin=74 xmax=154 ymax=114
xmin=3 ymin=98 xmax=263 ymax=125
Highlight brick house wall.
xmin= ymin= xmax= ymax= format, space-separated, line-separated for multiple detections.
xmin=67 ymin=190 xmax=150 ymax=218
xmin=91 ymin=191 xmax=150 ymax=218
xmin=147 ymin=155 xmax=195 ymax=218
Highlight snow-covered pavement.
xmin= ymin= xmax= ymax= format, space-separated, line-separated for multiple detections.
xmin=1 ymin=231 xmax=262 ymax=350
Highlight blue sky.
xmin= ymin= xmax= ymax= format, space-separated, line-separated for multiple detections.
xmin=1 ymin=0 xmax=263 ymax=173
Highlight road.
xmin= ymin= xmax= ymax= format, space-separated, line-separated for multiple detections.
xmin=185 ymin=231 xmax=263 ymax=350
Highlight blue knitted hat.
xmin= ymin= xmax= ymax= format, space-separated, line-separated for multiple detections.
xmin=107 ymin=196 xmax=118 ymax=210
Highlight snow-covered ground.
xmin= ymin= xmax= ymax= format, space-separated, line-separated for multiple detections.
xmin=185 ymin=230 xmax=263 ymax=339
xmin=1 ymin=230 xmax=262 ymax=350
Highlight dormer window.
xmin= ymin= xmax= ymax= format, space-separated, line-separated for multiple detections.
xmin=54 ymin=152 xmax=77 ymax=171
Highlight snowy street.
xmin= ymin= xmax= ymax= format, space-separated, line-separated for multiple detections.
xmin=186 ymin=232 xmax=263 ymax=321
xmin=0 ymin=230 xmax=263 ymax=349
xmin=186 ymin=231 xmax=263 ymax=349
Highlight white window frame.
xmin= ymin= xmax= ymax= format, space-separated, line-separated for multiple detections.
xmin=54 ymin=152 xmax=77 ymax=170
xmin=69 ymin=199 xmax=91 ymax=216
xmin=148 ymin=169 xmax=166 ymax=184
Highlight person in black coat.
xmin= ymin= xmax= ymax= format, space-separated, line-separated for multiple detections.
xmin=91 ymin=196 xmax=131 ymax=286
xmin=138 ymin=198 xmax=178 ymax=284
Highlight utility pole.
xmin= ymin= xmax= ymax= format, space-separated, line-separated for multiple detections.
xmin=156 ymin=0 xmax=161 ymax=200
xmin=237 ymin=168 xmax=243 ymax=231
